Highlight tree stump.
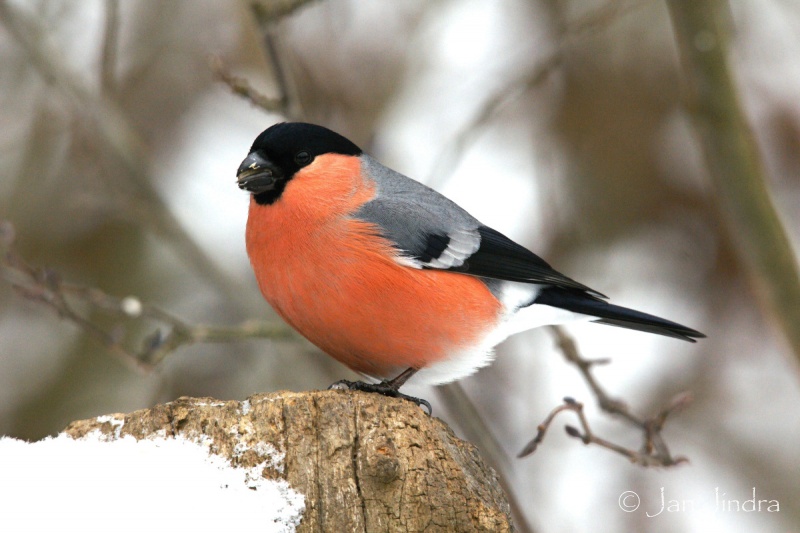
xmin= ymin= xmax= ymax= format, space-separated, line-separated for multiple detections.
xmin=64 ymin=390 xmax=514 ymax=532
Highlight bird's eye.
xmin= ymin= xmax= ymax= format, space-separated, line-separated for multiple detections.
xmin=294 ymin=150 xmax=313 ymax=166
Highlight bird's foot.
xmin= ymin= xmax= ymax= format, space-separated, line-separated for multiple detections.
xmin=328 ymin=379 xmax=432 ymax=415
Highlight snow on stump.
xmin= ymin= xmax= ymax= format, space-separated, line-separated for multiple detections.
xmin=63 ymin=390 xmax=514 ymax=532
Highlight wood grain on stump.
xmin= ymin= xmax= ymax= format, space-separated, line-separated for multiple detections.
xmin=64 ymin=390 xmax=514 ymax=532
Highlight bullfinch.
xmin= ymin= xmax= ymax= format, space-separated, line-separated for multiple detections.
xmin=237 ymin=122 xmax=703 ymax=407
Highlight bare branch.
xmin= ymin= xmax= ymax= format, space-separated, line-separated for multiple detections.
xmin=549 ymin=325 xmax=635 ymax=423
xmin=518 ymin=327 xmax=691 ymax=467
xmin=210 ymin=1 xmax=312 ymax=119
xmin=520 ymin=396 xmax=689 ymax=467
xmin=1 ymin=221 xmax=292 ymax=373
xmin=250 ymin=0 xmax=320 ymax=22
xmin=249 ymin=3 xmax=304 ymax=120
xmin=209 ymin=55 xmax=285 ymax=112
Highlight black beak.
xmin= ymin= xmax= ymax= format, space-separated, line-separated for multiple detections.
xmin=236 ymin=152 xmax=283 ymax=194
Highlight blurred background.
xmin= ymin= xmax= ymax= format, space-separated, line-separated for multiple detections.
xmin=1 ymin=0 xmax=799 ymax=531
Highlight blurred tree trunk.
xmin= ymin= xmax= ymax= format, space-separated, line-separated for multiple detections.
xmin=667 ymin=0 xmax=800 ymax=369
xmin=64 ymin=391 xmax=515 ymax=532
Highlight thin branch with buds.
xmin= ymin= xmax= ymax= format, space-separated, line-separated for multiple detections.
xmin=518 ymin=326 xmax=691 ymax=467
xmin=0 ymin=221 xmax=291 ymax=373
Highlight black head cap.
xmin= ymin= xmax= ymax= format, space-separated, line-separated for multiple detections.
xmin=237 ymin=122 xmax=363 ymax=205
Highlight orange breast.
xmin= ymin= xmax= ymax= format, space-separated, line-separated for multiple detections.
xmin=245 ymin=154 xmax=502 ymax=379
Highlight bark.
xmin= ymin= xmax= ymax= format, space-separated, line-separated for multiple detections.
xmin=64 ymin=390 xmax=514 ymax=532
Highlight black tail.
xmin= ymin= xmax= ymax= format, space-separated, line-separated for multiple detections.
xmin=534 ymin=287 xmax=705 ymax=342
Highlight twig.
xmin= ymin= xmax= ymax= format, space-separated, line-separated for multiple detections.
xmin=519 ymin=396 xmax=689 ymax=467
xmin=261 ymin=27 xmax=295 ymax=117
xmin=209 ymin=55 xmax=285 ymax=112
xmin=549 ymin=325 xmax=635 ymax=423
xmin=249 ymin=3 xmax=305 ymax=120
xmin=0 ymin=221 xmax=292 ymax=373
xmin=210 ymin=2 xmax=312 ymax=119
xmin=518 ymin=327 xmax=691 ymax=467
xmin=250 ymin=0 xmax=320 ymax=22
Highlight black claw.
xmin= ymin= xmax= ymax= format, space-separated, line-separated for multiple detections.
xmin=328 ymin=379 xmax=432 ymax=415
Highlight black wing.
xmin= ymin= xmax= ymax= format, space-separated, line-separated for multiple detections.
xmin=446 ymin=226 xmax=607 ymax=298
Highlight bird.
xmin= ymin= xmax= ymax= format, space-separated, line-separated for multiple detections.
xmin=237 ymin=122 xmax=704 ymax=409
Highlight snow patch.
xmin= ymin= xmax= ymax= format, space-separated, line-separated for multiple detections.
xmin=0 ymin=429 xmax=305 ymax=533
